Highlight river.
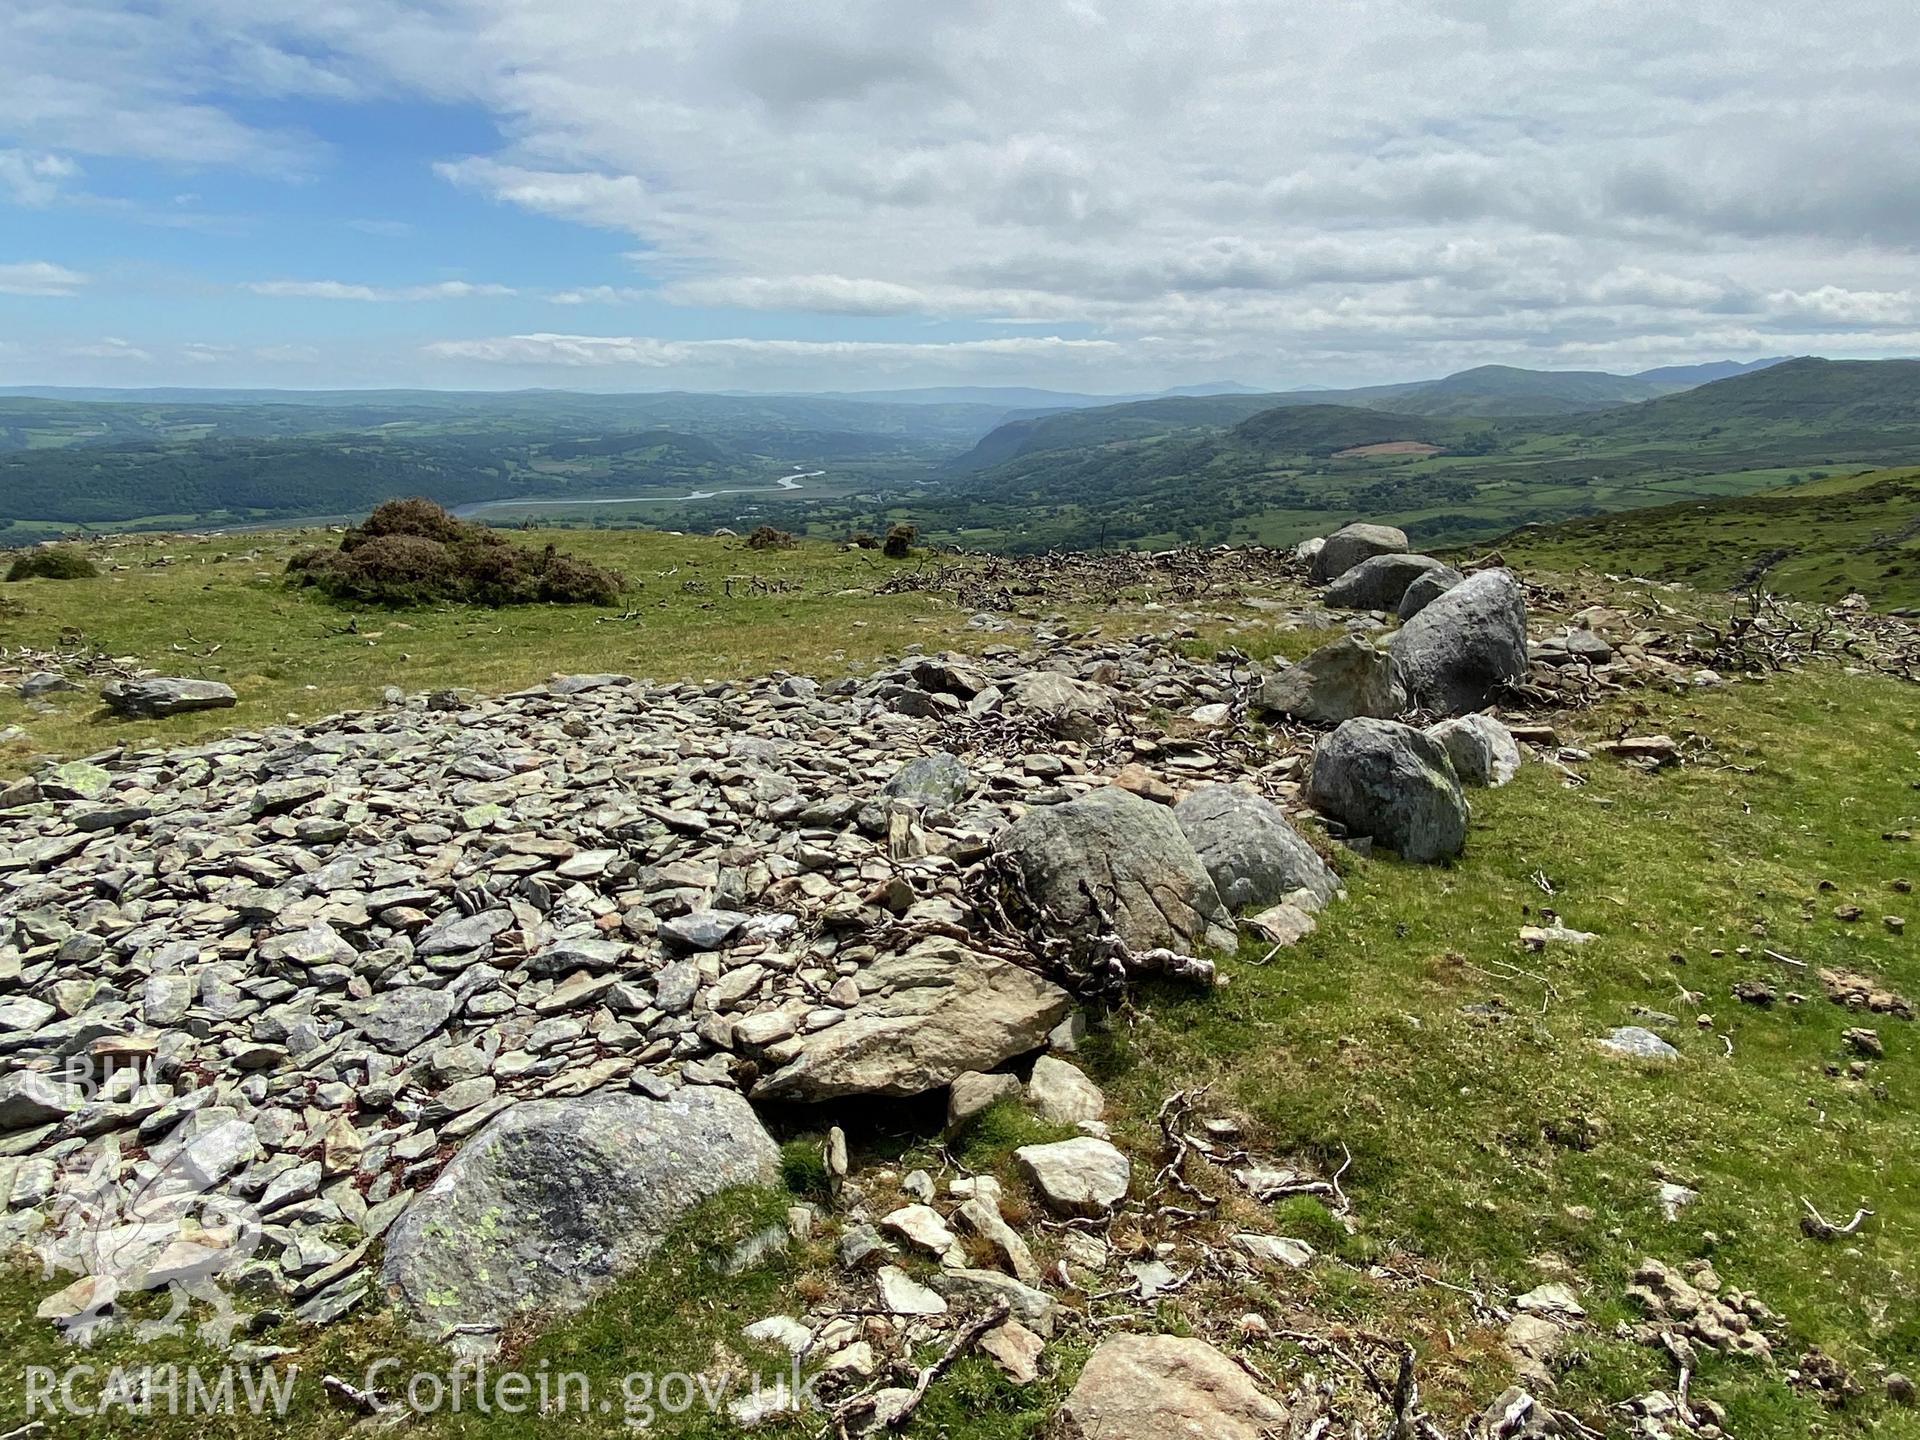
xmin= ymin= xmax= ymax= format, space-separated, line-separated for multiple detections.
xmin=451 ymin=469 xmax=823 ymax=518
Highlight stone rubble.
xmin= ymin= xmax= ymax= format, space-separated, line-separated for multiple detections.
xmin=0 ymin=626 xmax=1334 ymax=1343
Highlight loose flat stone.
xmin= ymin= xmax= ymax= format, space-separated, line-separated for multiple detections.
xmin=1014 ymin=1137 xmax=1130 ymax=1217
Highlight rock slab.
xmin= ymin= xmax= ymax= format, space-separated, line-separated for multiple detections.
xmin=1054 ymin=1333 xmax=1290 ymax=1439
xmin=383 ymin=1088 xmax=780 ymax=1332
xmin=753 ymin=937 xmax=1070 ymax=1102
xmin=101 ymin=678 xmax=238 ymax=720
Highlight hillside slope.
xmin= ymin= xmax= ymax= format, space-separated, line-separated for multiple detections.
xmin=1498 ymin=465 xmax=1920 ymax=607
xmin=1 ymin=535 xmax=1917 ymax=1440
xmin=900 ymin=358 xmax=1920 ymax=554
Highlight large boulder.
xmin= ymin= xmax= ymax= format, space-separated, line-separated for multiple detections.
xmin=751 ymin=936 xmax=1071 ymax=1102
xmin=1397 ymin=565 xmax=1464 ymax=620
xmin=1307 ymin=718 xmax=1468 ymax=863
xmin=995 ymin=786 xmax=1236 ymax=958
xmin=1388 ymin=568 xmax=1529 ymax=716
xmin=1324 ymin=553 xmax=1450 ymax=611
xmin=1308 ymin=522 xmax=1408 ymax=584
xmin=383 ymin=1089 xmax=779 ymax=1333
xmin=1254 ymin=635 xmax=1403 ymax=727
xmin=1054 ymin=1334 xmax=1291 ymax=1440
xmin=1427 ymin=713 xmax=1521 ymax=787
xmin=101 ymin=678 xmax=238 ymax=719
xmin=1006 ymin=671 xmax=1119 ymax=741
xmin=1172 ymin=784 xmax=1339 ymax=912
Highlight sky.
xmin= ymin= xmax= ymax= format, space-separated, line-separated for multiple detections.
xmin=4 ymin=0 xmax=1920 ymax=394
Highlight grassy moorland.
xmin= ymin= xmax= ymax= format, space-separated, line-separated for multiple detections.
xmin=0 ymin=529 xmax=978 ymax=771
xmin=1498 ymin=466 xmax=1920 ymax=609
xmin=2 ymin=538 xmax=1918 ymax=1437
xmin=4 ymin=655 xmax=1917 ymax=1438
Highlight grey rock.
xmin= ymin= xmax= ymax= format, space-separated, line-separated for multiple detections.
xmin=18 ymin=672 xmax=78 ymax=699
xmin=383 ymin=1088 xmax=779 ymax=1332
xmin=753 ymin=937 xmax=1071 ymax=1102
xmin=417 ymin=908 xmax=513 ymax=957
xmin=883 ymin=752 xmax=972 ymax=808
xmin=354 ymin=987 xmax=458 ymax=1053
xmin=996 ymin=786 xmax=1236 ymax=959
xmin=0 ymin=1073 xmax=78 ymax=1131
xmin=1309 ymin=522 xmax=1409 ymax=584
xmin=1006 ymin=672 xmax=1117 ymax=742
xmin=1015 ymin=1137 xmax=1130 ymax=1217
xmin=1324 ymin=553 xmax=1450 ymax=611
xmin=1427 ymin=714 xmax=1521 ymax=787
xmin=1056 ymin=1333 xmax=1290 ymax=1439
xmin=1307 ymin=718 xmax=1468 ymax=863
xmin=1597 ymin=1026 xmax=1680 ymax=1061
xmin=1396 ymin=565 xmax=1464 ymax=620
xmin=1173 ymin=784 xmax=1340 ymax=911
xmin=1254 ymin=635 xmax=1403 ymax=727
xmin=1388 ymin=567 xmax=1529 ymax=716
xmin=1025 ymin=1056 xmax=1104 ymax=1126
xmin=525 ymin=936 xmax=628 ymax=977
xmin=100 ymin=677 xmax=238 ymax=719
xmin=0 ymin=997 xmax=56 ymax=1034
xmin=548 ymin=673 xmax=631 ymax=696
xmin=659 ymin=910 xmax=748 ymax=951
xmin=948 ymin=1071 xmax=1023 ymax=1130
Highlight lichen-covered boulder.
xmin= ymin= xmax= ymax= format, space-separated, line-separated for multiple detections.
xmin=1308 ymin=522 xmax=1409 ymax=584
xmin=1388 ymin=567 xmax=1528 ymax=716
xmin=1006 ymin=672 xmax=1119 ymax=741
xmin=1172 ymin=784 xmax=1339 ymax=912
xmin=1254 ymin=635 xmax=1403 ymax=727
xmin=883 ymin=752 xmax=972 ymax=807
xmin=383 ymin=1088 xmax=779 ymax=1333
xmin=1427 ymin=713 xmax=1522 ymax=787
xmin=995 ymin=786 xmax=1236 ymax=957
xmin=1324 ymin=553 xmax=1450 ymax=611
xmin=1397 ymin=565 xmax=1464 ymax=620
xmin=1307 ymin=718 xmax=1468 ymax=862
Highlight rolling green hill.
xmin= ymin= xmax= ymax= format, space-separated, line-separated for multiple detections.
xmin=949 ymin=359 xmax=1792 ymax=472
xmin=808 ymin=358 xmax=1920 ymax=554
xmin=1226 ymin=404 xmax=1484 ymax=454
xmin=1497 ymin=465 xmax=1920 ymax=608
xmin=950 ymin=393 xmax=1287 ymax=469
xmin=1574 ymin=356 xmax=1920 ymax=441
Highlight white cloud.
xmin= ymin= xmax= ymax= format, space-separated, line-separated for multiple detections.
xmin=68 ymin=337 xmax=151 ymax=362
xmin=244 ymin=279 xmax=517 ymax=301
xmin=0 ymin=260 xmax=88 ymax=296
xmin=9 ymin=2 xmax=1920 ymax=383
xmin=0 ymin=149 xmax=76 ymax=206
xmin=425 ymin=332 xmax=1117 ymax=368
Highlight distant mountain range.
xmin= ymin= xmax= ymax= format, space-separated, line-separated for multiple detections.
xmin=949 ymin=358 xmax=1797 ymax=470
xmin=883 ymin=356 xmax=1920 ymax=554
xmin=4 ymin=355 xmax=1887 ymax=547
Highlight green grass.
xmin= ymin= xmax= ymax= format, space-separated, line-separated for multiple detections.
xmin=0 ymin=529 xmax=976 ymax=772
xmin=1499 ymin=466 xmax=1920 ymax=608
xmin=6 ymin=550 xmax=1920 ymax=1435
xmin=1067 ymin=666 xmax=1920 ymax=1431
